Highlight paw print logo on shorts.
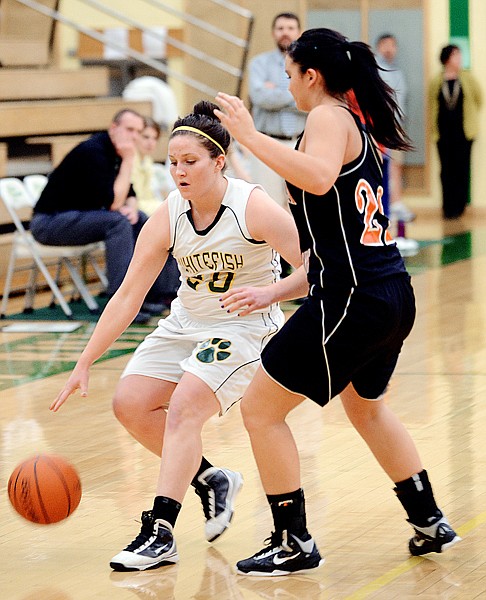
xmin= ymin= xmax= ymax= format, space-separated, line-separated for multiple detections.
xmin=196 ymin=338 xmax=232 ymax=363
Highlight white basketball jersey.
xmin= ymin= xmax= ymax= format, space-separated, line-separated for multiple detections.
xmin=167 ymin=176 xmax=281 ymax=320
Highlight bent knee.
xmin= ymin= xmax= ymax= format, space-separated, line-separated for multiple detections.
xmin=112 ymin=387 xmax=141 ymax=425
xmin=342 ymin=396 xmax=385 ymax=430
xmin=112 ymin=391 xmax=128 ymax=424
xmin=241 ymin=398 xmax=274 ymax=432
xmin=165 ymin=392 xmax=209 ymax=434
xmin=165 ymin=402 xmax=194 ymax=432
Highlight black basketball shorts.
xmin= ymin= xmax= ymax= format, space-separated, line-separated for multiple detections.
xmin=261 ymin=274 xmax=416 ymax=405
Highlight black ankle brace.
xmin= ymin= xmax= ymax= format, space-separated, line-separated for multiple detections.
xmin=267 ymin=488 xmax=308 ymax=538
xmin=152 ymin=495 xmax=182 ymax=527
xmin=394 ymin=470 xmax=441 ymax=527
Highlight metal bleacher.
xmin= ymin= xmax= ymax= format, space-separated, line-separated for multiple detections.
xmin=0 ymin=0 xmax=254 ymax=180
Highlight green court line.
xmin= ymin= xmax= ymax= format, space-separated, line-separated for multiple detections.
xmin=404 ymin=229 xmax=484 ymax=275
xmin=0 ymin=229 xmax=481 ymax=391
xmin=344 ymin=511 xmax=486 ymax=599
xmin=0 ymin=327 xmax=149 ymax=391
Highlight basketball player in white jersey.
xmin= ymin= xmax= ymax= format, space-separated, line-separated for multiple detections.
xmin=50 ymin=101 xmax=305 ymax=572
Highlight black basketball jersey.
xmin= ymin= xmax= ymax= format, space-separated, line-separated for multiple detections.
xmin=286 ymin=109 xmax=406 ymax=299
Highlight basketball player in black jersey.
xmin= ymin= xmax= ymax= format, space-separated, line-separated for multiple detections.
xmin=216 ymin=27 xmax=460 ymax=576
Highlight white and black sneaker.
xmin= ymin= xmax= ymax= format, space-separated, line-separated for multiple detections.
xmin=409 ymin=516 xmax=461 ymax=556
xmin=236 ymin=530 xmax=324 ymax=577
xmin=110 ymin=511 xmax=179 ymax=571
xmin=195 ymin=467 xmax=243 ymax=542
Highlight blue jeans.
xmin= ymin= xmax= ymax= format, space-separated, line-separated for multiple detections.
xmin=30 ymin=210 xmax=179 ymax=301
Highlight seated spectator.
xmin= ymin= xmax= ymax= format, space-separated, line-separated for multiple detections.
xmin=132 ymin=117 xmax=172 ymax=215
xmin=30 ymin=109 xmax=175 ymax=323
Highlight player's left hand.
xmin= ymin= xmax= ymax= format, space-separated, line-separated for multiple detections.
xmin=220 ymin=285 xmax=274 ymax=317
xmin=214 ymin=93 xmax=257 ymax=145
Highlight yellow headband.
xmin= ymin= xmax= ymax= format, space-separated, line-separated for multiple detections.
xmin=171 ymin=126 xmax=226 ymax=156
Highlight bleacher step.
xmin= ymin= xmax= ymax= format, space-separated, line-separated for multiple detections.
xmin=0 ymin=97 xmax=153 ymax=137
xmin=0 ymin=67 xmax=110 ymax=101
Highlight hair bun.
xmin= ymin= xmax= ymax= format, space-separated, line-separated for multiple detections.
xmin=193 ymin=100 xmax=220 ymax=122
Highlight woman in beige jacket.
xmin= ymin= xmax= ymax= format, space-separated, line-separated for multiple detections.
xmin=429 ymin=45 xmax=482 ymax=219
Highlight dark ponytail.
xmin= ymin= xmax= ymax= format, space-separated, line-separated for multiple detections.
xmin=171 ymin=100 xmax=231 ymax=158
xmin=288 ymin=28 xmax=412 ymax=151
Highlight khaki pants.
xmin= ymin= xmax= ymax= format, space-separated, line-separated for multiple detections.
xmin=248 ymin=138 xmax=296 ymax=212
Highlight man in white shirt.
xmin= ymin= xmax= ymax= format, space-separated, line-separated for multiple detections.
xmin=248 ymin=12 xmax=306 ymax=211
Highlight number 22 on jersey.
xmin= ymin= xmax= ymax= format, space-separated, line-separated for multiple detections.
xmin=355 ymin=178 xmax=393 ymax=246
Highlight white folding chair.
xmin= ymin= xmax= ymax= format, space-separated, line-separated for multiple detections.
xmin=23 ymin=174 xmax=69 ymax=310
xmin=24 ymin=174 xmax=92 ymax=307
xmin=0 ymin=177 xmax=107 ymax=319
xmin=23 ymin=174 xmax=48 ymax=202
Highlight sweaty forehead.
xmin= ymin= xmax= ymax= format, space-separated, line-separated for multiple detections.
xmin=168 ymin=134 xmax=207 ymax=156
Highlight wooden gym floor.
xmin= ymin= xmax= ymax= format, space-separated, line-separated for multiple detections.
xmin=1 ymin=211 xmax=486 ymax=599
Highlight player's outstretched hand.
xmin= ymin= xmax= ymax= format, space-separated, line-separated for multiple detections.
xmin=220 ymin=286 xmax=274 ymax=317
xmin=214 ymin=92 xmax=257 ymax=146
xmin=50 ymin=366 xmax=90 ymax=412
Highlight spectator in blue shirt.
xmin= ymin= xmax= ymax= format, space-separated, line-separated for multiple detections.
xmin=248 ymin=12 xmax=306 ymax=212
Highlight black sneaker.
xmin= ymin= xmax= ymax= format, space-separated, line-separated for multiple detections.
xmin=409 ymin=516 xmax=461 ymax=556
xmin=195 ymin=467 xmax=243 ymax=542
xmin=110 ymin=511 xmax=178 ymax=571
xmin=236 ymin=530 xmax=324 ymax=577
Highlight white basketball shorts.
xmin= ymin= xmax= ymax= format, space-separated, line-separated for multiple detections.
xmin=121 ymin=298 xmax=284 ymax=414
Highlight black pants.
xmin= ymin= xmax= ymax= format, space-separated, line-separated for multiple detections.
xmin=437 ymin=136 xmax=473 ymax=219
xmin=31 ymin=209 xmax=180 ymax=301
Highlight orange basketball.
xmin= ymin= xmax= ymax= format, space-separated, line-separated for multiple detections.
xmin=7 ymin=454 xmax=82 ymax=524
